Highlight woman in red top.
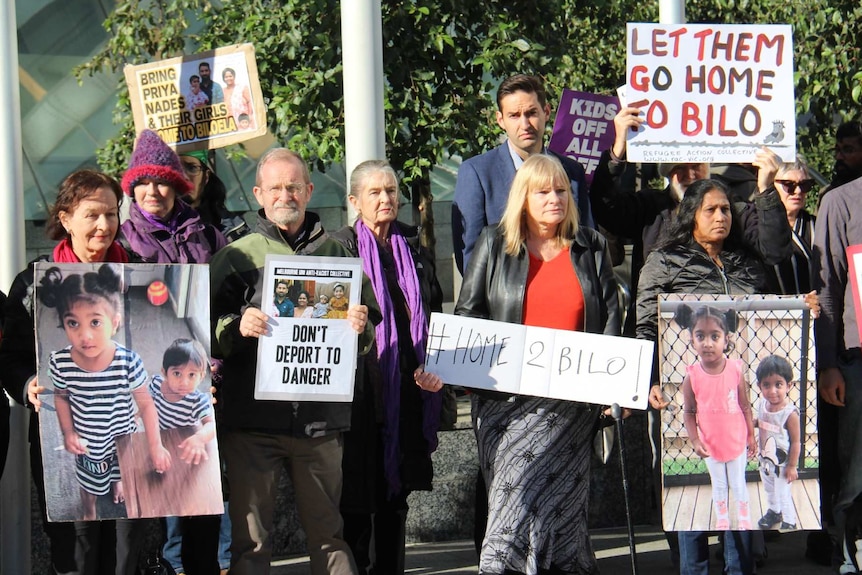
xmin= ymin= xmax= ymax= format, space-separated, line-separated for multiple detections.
xmin=456 ymin=153 xmax=620 ymax=574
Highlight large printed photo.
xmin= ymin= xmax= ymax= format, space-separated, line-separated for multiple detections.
xmin=34 ymin=262 xmax=223 ymax=521
xmin=658 ymin=294 xmax=819 ymax=532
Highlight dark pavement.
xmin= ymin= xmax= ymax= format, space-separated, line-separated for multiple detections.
xmin=269 ymin=525 xmax=835 ymax=574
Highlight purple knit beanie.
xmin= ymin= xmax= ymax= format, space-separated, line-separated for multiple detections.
xmin=121 ymin=130 xmax=193 ymax=196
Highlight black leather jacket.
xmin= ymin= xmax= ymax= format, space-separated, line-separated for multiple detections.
xmin=455 ymin=226 xmax=621 ymax=336
xmin=635 ymin=240 xmax=767 ymax=344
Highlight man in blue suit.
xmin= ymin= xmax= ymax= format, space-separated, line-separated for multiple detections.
xmin=452 ymin=74 xmax=593 ymax=273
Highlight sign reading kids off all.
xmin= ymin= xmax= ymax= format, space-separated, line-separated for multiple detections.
xmin=423 ymin=313 xmax=653 ymax=410
xmin=124 ymin=43 xmax=267 ymax=153
xmin=548 ymin=90 xmax=620 ymax=185
xmin=625 ymin=23 xmax=796 ymax=163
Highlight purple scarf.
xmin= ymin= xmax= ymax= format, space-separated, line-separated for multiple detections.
xmin=355 ymin=220 xmax=441 ymax=497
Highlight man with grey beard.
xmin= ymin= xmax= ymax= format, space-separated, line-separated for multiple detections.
xmin=210 ymin=148 xmax=373 ymax=574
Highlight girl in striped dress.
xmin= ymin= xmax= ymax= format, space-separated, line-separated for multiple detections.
xmin=148 ymin=338 xmax=215 ymax=464
xmin=42 ymin=264 xmax=170 ymax=520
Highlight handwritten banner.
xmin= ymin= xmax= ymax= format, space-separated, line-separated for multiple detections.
xmin=625 ymin=23 xmax=796 ymax=163
xmin=548 ymin=90 xmax=619 ymax=185
xmin=423 ymin=313 xmax=653 ymax=409
xmin=254 ymin=255 xmax=363 ymax=402
xmin=124 ymin=43 xmax=267 ymax=153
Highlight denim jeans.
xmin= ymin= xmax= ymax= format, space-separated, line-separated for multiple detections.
xmin=678 ymin=530 xmax=753 ymax=575
xmin=163 ymin=511 xmax=230 ymax=573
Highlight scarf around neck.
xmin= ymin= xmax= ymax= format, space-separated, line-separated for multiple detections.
xmin=354 ymin=219 xmax=440 ymax=497
xmin=53 ymin=237 xmax=129 ymax=263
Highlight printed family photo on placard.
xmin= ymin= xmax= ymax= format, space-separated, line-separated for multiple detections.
xmin=657 ymin=293 xmax=819 ymax=532
xmin=34 ymin=262 xmax=223 ymax=521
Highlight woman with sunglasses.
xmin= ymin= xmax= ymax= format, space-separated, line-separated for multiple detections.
xmin=773 ymin=158 xmax=838 ymax=566
xmin=768 ymin=158 xmax=817 ymax=295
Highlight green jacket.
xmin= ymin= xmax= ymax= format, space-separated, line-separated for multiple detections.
xmin=210 ymin=210 xmax=378 ymax=436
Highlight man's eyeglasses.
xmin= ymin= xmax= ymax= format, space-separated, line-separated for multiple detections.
xmin=775 ymin=179 xmax=815 ymax=195
xmin=181 ymin=162 xmax=206 ymax=176
xmin=264 ymin=183 xmax=306 ymax=197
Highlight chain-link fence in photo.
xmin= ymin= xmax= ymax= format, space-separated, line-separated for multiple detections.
xmin=657 ymin=293 xmax=819 ymax=532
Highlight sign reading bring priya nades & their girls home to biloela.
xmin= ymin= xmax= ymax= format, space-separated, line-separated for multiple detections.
xmin=125 ymin=43 xmax=267 ymax=152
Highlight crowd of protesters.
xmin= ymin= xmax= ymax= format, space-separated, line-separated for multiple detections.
xmin=1 ymin=73 xmax=861 ymax=575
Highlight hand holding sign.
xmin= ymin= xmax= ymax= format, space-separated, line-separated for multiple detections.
xmin=240 ymin=307 xmax=272 ymax=338
xmin=414 ymin=365 xmax=444 ymax=392
xmin=612 ymin=106 xmax=646 ymax=158
xmin=346 ymin=304 xmax=368 ymax=334
xmin=752 ymin=146 xmax=781 ymax=192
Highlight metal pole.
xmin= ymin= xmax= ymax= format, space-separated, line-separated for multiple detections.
xmin=341 ymin=0 xmax=386 ymax=221
xmin=0 ymin=0 xmax=31 ymax=573
xmin=613 ymin=403 xmax=639 ymax=575
xmin=659 ymin=0 xmax=685 ymax=24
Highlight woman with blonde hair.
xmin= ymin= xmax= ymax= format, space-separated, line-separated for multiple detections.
xmin=456 ymin=153 xmax=620 ymax=574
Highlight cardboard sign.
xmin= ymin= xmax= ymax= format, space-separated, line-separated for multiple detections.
xmin=625 ymin=23 xmax=796 ymax=163
xmin=423 ymin=313 xmax=653 ymax=409
xmin=254 ymin=255 xmax=363 ymax=402
xmin=34 ymin=263 xmax=222 ymax=521
xmin=125 ymin=43 xmax=267 ymax=152
xmin=548 ymin=89 xmax=620 ymax=184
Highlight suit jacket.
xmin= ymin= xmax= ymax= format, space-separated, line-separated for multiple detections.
xmin=451 ymin=142 xmax=592 ymax=274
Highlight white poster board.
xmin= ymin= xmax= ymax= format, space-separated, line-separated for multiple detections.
xmin=423 ymin=313 xmax=653 ymax=409
xmin=625 ymin=23 xmax=796 ymax=163
xmin=254 ymin=255 xmax=362 ymax=402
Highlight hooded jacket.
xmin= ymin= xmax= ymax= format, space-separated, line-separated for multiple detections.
xmin=121 ymin=200 xmax=226 ymax=264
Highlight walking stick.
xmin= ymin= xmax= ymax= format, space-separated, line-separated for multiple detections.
xmin=612 ymin=403 xmax=639 ymax=575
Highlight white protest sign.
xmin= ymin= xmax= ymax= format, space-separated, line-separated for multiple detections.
xmin=254 ymin=255 xmax=362 ymax=402
xmin=625 ymin=23 xmax=796 ymax=163
xmin=424 ymin=313 xmax=653 ymax=409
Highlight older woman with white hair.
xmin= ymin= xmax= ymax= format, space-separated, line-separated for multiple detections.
xmin=316 ymin=159 xmax=444 ymax=575
xmin=456 ymin=153 xmax=620 ymax=574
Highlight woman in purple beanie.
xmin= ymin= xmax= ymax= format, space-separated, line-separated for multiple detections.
xmin=120 ymin=130 xmax=226 ymax=264
xmin=121 ymin=130 xmax=226 ymax=574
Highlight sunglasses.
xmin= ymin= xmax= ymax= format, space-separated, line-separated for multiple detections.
xmin=775 ymin=179 xmax=815 ymax=195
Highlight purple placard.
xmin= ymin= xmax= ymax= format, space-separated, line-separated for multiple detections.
xmin=548 ymin=89 xmax=620 ymax=185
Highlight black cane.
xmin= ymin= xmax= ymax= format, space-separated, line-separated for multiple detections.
xmin=612 ymin=403 xmax=639 ymax=575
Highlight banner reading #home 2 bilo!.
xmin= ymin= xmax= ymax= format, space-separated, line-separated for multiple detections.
xmin=625 ymin=23 xmax=796 ymax=163
xmin=423 ymin=313 xmax=653 ymax=410
xmin=124 ymin=43 xmax=267 ymax=152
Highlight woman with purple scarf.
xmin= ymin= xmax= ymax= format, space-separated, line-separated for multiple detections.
xmin=319 ymin=159 xmax=444 ymax=575
xmin=120 ymin=130 xmax=226 ymax=264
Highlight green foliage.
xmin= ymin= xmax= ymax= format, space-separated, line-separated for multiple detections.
xmin=80 ymin=0 xmax=862 ymax=213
